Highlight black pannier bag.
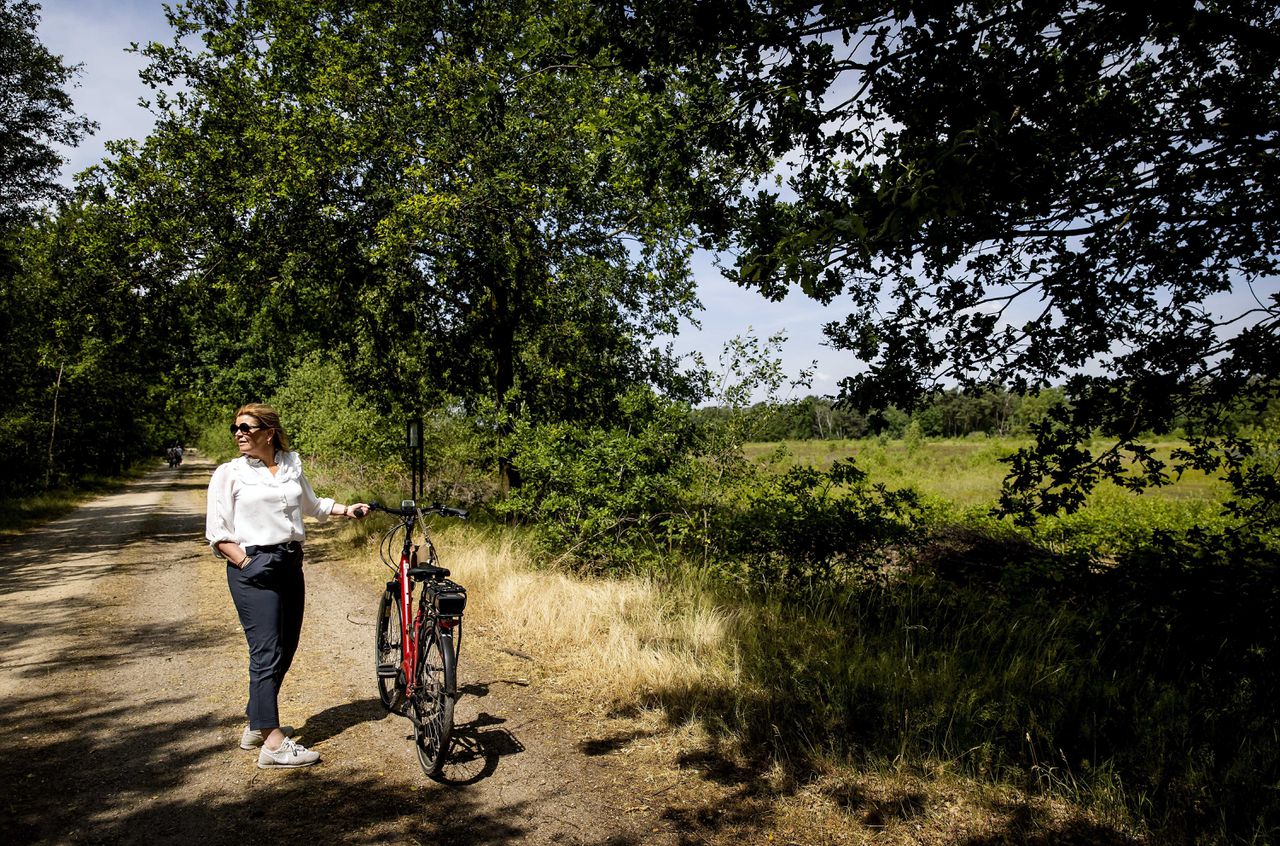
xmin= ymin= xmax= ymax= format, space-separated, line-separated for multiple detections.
xmin=429 ymin=579 xmax=467 ymax=617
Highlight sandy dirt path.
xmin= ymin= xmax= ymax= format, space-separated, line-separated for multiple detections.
xmin=0 ymin=458 xmax=692 ymax=846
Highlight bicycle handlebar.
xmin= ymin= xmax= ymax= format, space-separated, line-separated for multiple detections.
xmin=367 ymin=500 xmax=469 ymax=520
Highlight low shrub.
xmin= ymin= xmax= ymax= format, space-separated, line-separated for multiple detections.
xmin=493 ymin=388 xmax=702 ymax=571
xmin=497 ymin=391 xmax=926 ymax=582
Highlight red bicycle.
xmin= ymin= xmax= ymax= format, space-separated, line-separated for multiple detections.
xmin=369 ymin=499 xmax=468 ymax=777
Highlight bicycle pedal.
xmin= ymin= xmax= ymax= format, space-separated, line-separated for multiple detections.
xmin=376 ymin=663 xmax=399 ymax=678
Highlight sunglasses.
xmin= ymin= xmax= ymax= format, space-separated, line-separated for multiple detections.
xmin=229 ymin=423 xmax=269 ymax=435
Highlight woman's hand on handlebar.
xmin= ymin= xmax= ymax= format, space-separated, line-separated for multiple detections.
xmin=363 ymin=501 xmax=467 ymax=519
xmin=344 ymin=502 xmax=371 ymax=520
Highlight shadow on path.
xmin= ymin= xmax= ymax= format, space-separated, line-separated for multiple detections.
xmin=0 ymin=463 xmax=650 ymax=846
xmin=0 ymin=686 xmax=553 ymax=846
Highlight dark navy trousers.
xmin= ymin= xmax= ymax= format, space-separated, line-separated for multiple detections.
xmin=226 ymin=545 xmax=305 ymax=730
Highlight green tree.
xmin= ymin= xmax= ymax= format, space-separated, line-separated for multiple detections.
xmin=606 ymin=1 xmax=1280 ymax=522
xmin=0 ymin=0 xmax=103 ymax=490
xmin=119 ymin=0 xmax=735 ymax=491
xmin=1014 ymin=386 xmax=1067 ymax=434
xmin=0 ymin=194 xmax=183 ymax=492
xmin=0 ymin=224 xmax=58 ymax=488
xmin=0 ymin=0 xmax=96 ymax=229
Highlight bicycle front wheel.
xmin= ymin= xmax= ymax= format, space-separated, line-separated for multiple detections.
xmin=374 ymin=589 xmax=404 ymax=711
xmin=412 ymin=627 xmax=456 ymax=777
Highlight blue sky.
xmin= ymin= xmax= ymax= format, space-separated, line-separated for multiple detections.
xmin=36 ymin=0 xmax=856 ymax=400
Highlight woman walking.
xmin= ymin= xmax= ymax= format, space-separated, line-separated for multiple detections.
xmin=205 ymin=403 xmax=369 ymax=768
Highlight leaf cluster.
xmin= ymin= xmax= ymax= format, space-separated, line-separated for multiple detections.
xmin=605 ymin=1 xmax=1280 ymax=521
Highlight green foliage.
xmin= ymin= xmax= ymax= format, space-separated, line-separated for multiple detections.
xmin=0 ymin=0 xmax=96 ymax=228
xmin=1037 ymin=483 xmax=1238 ymax=559
xmin=119 ymin=0 xmax=723 ymax=451
xmin=747 ymin=435 xmax=1238 ymax=563
xmin=493 ymin=387 xmax=701 ymax=569
xmin=713 ymin=386 xmax=1072 ymax=444
xmin=497 ymin=394 xmax=925 ymax=584
xmin=1177 ymin=412 xmax=1280 ymax=528
xmin=714 ymin=394 xmax=869 ymax=441
xmin=0 ymin=2 xmax=117 ymax=491
xmin=270 ymin=354 xmax=397 ymax=465
xmin=911 ymin=387 xmax=1023 ymax=438
xmin=488 ymin=334 xmax=917 ymax=576
xmin=0 ymin=200 xmax=183 ymax=492
xmin=710 ymin=459 xmax=924 ymax=585
xmin=606 ymin=1 xmax=1280 ymax=523
xmin=875 ymin=404 xmax=911 ymax=439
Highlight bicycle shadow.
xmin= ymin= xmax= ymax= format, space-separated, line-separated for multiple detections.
xmin=433 ymin=676 xmax=532 ymax=785
xmin=298 ymin=680 xmax=528 ymax=787
xmin=436 ymin=711 xmax=525 ymax=786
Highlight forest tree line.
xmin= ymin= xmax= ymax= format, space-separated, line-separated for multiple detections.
xmin=713 ymin=386 xmax=1280 ymax=443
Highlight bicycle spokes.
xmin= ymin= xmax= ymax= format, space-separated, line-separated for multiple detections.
xmin=375 ymin=590 xmax=407 ymax=713
xmin=411 ymin=630 xmax=456 ymax=776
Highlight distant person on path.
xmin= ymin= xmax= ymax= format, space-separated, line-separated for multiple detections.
xmin=205 ymin=403 xmax=369 ymax=769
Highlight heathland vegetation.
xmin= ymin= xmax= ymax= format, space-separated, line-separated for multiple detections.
xmin=4 ymin=2 xmax=1279 ymax=842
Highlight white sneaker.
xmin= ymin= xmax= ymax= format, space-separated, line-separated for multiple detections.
xmin=240 ymin=725 xmax=295 ymax=750
xmin=257 ymin=737 xmax=319 ymax=769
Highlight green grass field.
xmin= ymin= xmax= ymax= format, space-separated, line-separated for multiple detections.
xmin=744 ymin=436 xmax=1235 ymax=556
xmin=745 ymin=436 xmax=1226 ymax=504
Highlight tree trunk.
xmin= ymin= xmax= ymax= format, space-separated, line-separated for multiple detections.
xmin=45 ymin=362 xmax=63 ymax=490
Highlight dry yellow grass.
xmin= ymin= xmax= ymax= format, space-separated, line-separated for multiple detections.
xmin=426 ymin=525 xmax=742 ymax=708
xmin=329 ymin=519 xmax=1145 ymax=845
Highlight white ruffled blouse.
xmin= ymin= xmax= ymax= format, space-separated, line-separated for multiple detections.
xmin=205 ymin=451 xmax=335 ymax=558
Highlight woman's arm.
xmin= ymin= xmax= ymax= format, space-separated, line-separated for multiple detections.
xmin=215 ymin=540 xmax=251 ymax=568
xmin=206 ymin=463 xmax=240 ymax=559
xmin=329 ymin=502 xmax=371 ymax=519
xmin=292 ymin=454 xmax=337 ymax=520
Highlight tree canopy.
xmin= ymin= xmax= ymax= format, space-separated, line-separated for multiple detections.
xmin=115 ymin=0 xmax=737 ymax=434
xmin=0 ymin=0 xmax=129 ymax=491
xmin=606 ymin=0 xmax=1280 ymax=521
xmin=0 ymin=0 xmax=95 ymax=229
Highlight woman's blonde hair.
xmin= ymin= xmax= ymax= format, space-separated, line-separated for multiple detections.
xmin=236 ymin=403 xmax=291 ymax=452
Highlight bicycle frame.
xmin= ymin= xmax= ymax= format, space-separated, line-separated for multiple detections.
xmin=374 ymin=500 xmax=467 ymax=708
xmin=393 ymin=528 xmax=421 ymax=701
xmin=382 ymin=503 xmax=434 ymax=702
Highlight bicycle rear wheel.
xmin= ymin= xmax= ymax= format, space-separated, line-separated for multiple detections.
xmin=374 ymin=589 xmax=404 ymax=711
xmin=412 ymin=626 xmax=456 ymax=777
